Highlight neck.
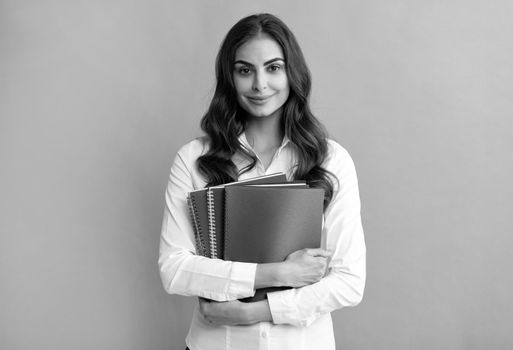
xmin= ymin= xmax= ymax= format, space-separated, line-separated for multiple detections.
xmin=244 ymin=111 xmax=284 ymax=153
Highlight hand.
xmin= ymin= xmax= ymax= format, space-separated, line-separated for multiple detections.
xmin=198 ymin=298 xmax=252 ymax=326
xmin=280 ymin=248 xmax=331 ymax=288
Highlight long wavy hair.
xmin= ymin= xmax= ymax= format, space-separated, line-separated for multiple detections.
xmin=197 ymin=13 xmax=336 ymax=209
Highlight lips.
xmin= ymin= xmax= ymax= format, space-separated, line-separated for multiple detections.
xmin=246 ymin=94 xmax=274 ymax=105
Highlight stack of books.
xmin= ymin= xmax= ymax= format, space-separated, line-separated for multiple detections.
xmin=187 ymin=172 xmax=324 ymax=302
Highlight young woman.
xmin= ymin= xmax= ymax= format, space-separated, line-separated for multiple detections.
xmin=159 ymin=13 xmax=366 ymax=350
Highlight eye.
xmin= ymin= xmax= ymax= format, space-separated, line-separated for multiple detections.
xmin=267 ymin=64 xmax=283 ymax=72
xmin=237 ymin=66 xmax=252 ymax=75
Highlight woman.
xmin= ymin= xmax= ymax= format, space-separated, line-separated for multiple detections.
xmin=159 ymin=13 xmax=366 ymax=350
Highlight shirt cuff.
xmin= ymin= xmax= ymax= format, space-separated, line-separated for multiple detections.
xmin=267 ymin=288 xmax=313 ymax=327
xmin=228 ymin=262 xmax=257 ymax=298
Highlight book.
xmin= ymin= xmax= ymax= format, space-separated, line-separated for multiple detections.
xmin=187 ymin=173 xmax=287 ymax=258
xmin=187 ymin=189 xmax=210 ymax=257
xmin=224 ymin=185 xmax=325 ymax=302
xmin=208 ymin=180 xmax=308 ymax=258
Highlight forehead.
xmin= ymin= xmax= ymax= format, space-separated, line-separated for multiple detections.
xmin=235 ymin=35 xmax=284 ymax=63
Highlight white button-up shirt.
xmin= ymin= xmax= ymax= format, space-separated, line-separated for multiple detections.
xmin=159 ymin=133 xmax=366 ymax=350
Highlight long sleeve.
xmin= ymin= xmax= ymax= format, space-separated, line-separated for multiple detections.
xmin=158 ymin=140 xmax=257 ymax=301
xmin=267 ymin=141 xmax=366 ymax=327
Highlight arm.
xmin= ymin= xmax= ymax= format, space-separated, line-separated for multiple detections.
xmin=158 ymin=142 xmax=257 ymax=301
xmin=199 ymin=248 xmax=332 ymax=326
xmin=255 ymin=248 xmax=330 ymax=289
xmin=266 ymin=141 xmax=366 ymax=327
xmin=198 ymin=298 xmax=273 ymax=326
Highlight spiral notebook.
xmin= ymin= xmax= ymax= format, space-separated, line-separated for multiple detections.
xmin=187 ymin=172 xmax=287 ymax=258
xmin=187 ymin=189 xmax=210 ymax=257
xmin=224 ymin=185 xmax=325 ymax=302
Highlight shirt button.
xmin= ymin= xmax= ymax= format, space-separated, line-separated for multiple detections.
xmin=261 ymin=332 xmax=267 ymax=338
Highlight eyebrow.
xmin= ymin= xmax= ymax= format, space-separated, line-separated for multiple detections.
xmin=234 ymin=57 xmax=285 ymax=66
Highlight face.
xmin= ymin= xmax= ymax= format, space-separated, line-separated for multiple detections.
xmin=233 ymin=35 xmax=290 ymax=119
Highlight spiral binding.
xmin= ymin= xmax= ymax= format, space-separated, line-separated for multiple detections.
xmin=223 ymin=189 xmax=230 ymax=261
xmin=187 ymin=194 xmax=207 ymax=257
xmin=206 ymin=188 xmax=217 ymax=259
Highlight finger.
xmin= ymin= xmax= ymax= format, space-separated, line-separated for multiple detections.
xmin=304 ymin=248 xmax=331 ymax=258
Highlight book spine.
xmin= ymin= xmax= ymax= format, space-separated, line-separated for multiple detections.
xmin=206 ymin=188 xmax=217 ymax=259
xmin=187 ymin=194 xmax=207 ymax=257
xmin=223 ymin=188 xmax=231 ymax=261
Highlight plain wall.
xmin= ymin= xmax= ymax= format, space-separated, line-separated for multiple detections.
xmin=1 ymin=0 xmax=512 ymax=349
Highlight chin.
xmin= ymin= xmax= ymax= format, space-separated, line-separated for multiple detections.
xmin=250 ymin=111 xmax=274 ymax=118
xmin=244 ymin=105 xmax=282 ymax=119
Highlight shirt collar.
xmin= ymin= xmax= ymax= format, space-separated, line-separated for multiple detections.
xmin=238 ymin=131 xmax=291 ymax=153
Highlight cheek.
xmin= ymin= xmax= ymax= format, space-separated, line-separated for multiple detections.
xmin=281 ymin=83 xmax=290 ymax=98
xmin=269 ymin=74 xmax=289 ymax=92
xmin=233 ymin=77 xmax=251 ymax=95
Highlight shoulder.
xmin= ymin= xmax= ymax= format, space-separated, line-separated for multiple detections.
xmin=169 ymin=137 xmax=209 ymax=189
xmin=175 ymin=136 xmax=209 ymax=164
xmin=169 ymin=136 xmax=209 ymax=177
xmin=324 ymin=138 xmax=355 ymax=169
xmin=322 ymin=138 xmax=359 ymax=189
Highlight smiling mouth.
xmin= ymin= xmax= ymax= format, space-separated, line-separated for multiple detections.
xmin=246 ymin=95 xmax=274 ymax=104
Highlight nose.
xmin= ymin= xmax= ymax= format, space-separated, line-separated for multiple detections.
xmin=252 ymin=70 xmax=267 ymax=92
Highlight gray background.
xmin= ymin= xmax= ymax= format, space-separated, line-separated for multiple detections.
xmin=1 ymin=0 xmax=512 ymax=349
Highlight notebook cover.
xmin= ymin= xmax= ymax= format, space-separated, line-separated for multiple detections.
xmin=224 ymin=186 xmax=324 ymax=302
xmin=186 ymin=195 xmax=205 ymax=257
xmin=188 ymin=173 xmax=287 ymax=258
xmin=188 ymin=189 xmax=210 ymax=257
xmin=207 ymin=173 xmax=289 ymax=258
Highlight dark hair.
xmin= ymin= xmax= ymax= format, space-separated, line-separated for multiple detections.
xmin=197 ymin=13 xmax=336 ymax=209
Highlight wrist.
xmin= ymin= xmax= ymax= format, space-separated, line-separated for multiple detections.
xmin=255 ymin=262 xmax=283 ymax=289
xmin=274 ymin=261 xmax=289 ymax=286
xmin=244 ymin=300 xmax=273 ymax=324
